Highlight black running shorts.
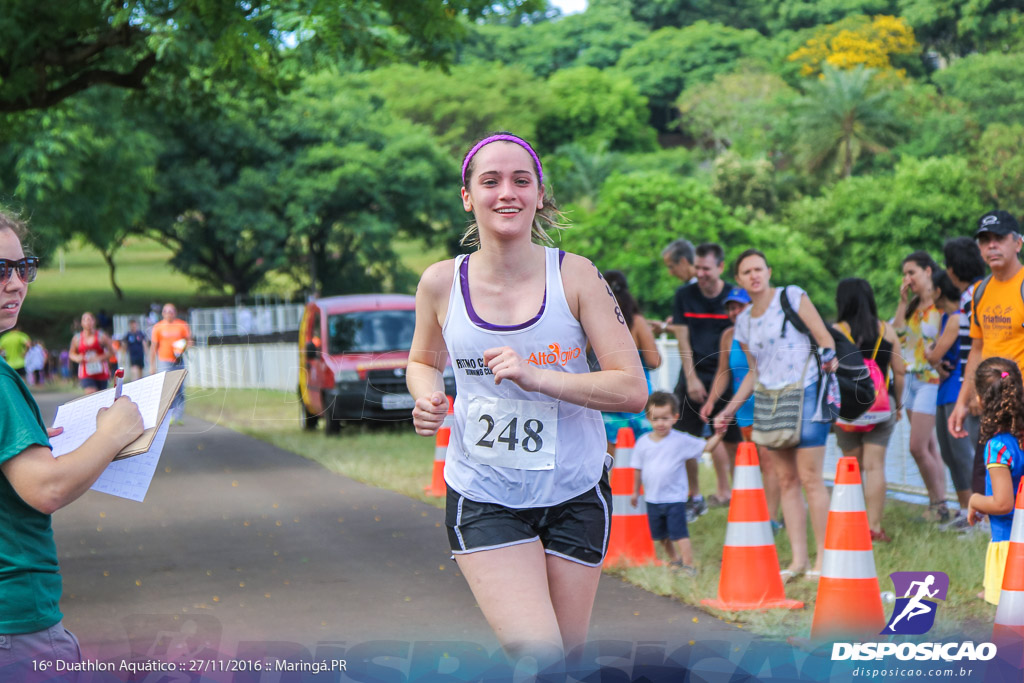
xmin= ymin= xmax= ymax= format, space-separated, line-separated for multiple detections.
xmin=445 ymin=469 xmax=612 ymax=567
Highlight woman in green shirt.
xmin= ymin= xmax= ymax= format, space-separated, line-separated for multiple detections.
xmin=0 ymin=210 xmax=143 ymax=678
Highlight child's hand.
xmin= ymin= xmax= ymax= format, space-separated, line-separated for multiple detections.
xmin=630 ymin=493 xmax=639 ymax=508
xmin=967 ymin=496 xmax=983 ymax=526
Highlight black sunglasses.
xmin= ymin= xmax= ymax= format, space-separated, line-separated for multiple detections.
xmin=0 ymin=257 xmax=39 ymax=285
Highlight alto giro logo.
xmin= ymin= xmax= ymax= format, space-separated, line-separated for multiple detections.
xmin=883 ymin=571 xmax=948 ymax=635
xmin=526 ymin=343 xmax=582 ymax=367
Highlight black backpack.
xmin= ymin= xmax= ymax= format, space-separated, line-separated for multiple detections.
xmin=778 ymin=286 xmax=875 ymax=421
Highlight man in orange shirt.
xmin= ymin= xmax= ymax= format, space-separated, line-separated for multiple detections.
xmin=949 ymin=210 xmax=1024 ymax=495
xmin=149 ymin=303 xmax=192 ymax=424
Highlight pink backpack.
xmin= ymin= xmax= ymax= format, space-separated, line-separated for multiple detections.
xmin=835 ymin=323 xmax=890 ymax=432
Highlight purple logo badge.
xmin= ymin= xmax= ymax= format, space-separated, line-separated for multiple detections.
xmin=882 ymin=571 xmax=949 ymax=635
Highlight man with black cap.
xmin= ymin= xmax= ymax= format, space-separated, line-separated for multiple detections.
xmin=948 ymin=210 xmax=1024 ymax=498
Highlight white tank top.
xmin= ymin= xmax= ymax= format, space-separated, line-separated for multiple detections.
xmin=442 ymin=247 xmax=607 ymax=508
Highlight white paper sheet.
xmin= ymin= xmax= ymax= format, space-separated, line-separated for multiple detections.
xmin=87 ymin=415 xmax=171 ymax=502
xmin=49 ymin=372 xmax=166 ymax=456
xmin=48 ymin=372 xmax=174 ymax=502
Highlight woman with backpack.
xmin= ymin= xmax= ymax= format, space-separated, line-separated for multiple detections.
xmin=832 ymin=278 xmax=906 ymax=542
xmin=714 ymin=249 xmax=837 ymax=581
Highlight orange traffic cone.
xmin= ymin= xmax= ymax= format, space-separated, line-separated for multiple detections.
xmin=702 ymin=442 xmax=802 ymax=610
xmin=810 ymin=456 xmax=884 ymax=639
xmin=604 ymin=427 xmax=657 ymax=567
xmin=424 ymin=396 xmax=454 ymax=497
xmin=992 ymin=479 xmax=1024 ymax=660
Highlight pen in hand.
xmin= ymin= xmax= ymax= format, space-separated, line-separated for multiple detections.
xmin=113 ymin=369 xmax=124 ymax=399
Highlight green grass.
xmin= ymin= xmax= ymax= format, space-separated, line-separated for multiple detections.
xmin=186 ymin=386 xmax=998 ymax=641
xmin=21 ymin=236 xmax=229 ymax=350
xmin=394 ymin=237 xmax=450 ymax=279
xmin=611 ymin=499 xmax=993 ymax=641
xmin=29 ymin=237 xmax=224 ymax=317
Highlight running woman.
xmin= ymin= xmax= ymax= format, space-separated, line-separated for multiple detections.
xmin=407 ymin=133 xmax=647 ymax=666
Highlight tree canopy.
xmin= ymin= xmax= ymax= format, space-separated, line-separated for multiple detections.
xmin=1 ymin=0 xmax=1016 ymax=318
xmin=0 ymin=0 xmax=546 ymax=112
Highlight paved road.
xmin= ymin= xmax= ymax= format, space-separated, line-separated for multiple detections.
xmin=35 ymin=392 xmax=749 ymax=679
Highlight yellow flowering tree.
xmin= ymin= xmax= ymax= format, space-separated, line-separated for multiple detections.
xmin=788 ymin=15 xmax=918 ymax=78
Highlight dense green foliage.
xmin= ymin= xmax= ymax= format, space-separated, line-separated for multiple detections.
xmin=1 ymin=0 xmax=1021 ymax=318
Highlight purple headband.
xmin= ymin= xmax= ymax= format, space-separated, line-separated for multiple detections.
xmin=461 ymin=134 xmax=543 ymax=186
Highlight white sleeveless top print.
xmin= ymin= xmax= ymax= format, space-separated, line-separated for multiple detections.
xmin=442 ymin=247 xmax=607 ymax=508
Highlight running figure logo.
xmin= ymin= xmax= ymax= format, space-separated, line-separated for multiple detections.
xmin=882 ymin=571 xmax=949 ymax=635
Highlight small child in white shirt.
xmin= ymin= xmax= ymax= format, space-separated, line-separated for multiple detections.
xmin=630 ymin=391 xmax=705 ymax=574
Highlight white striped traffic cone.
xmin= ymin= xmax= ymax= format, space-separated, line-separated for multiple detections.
xmin=811 ymin=456 xmax=884 ymax=639
xmin=604 ymin=427 xmax=657 ymax=567
xmin=702 ymin=442 xmax=802 ymax=610
xmin=992 ymin=478 xmax=1024 ymax=668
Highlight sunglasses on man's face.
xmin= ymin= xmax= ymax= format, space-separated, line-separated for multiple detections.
xmin=0 ymin=257 xmax=40 ymax=285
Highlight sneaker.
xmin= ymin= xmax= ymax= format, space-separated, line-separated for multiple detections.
xmin=687 ymin=497 xmax=707 ymax=522
xmin=770 ymin=519 xmax=784 ymax=536
xmin=959 ymin=516 xmax=989 ymax=536
xmin=685 ymin=502 xmax=699 ymax=524
xmin=940 ymin=511 xmax=970 ymax=531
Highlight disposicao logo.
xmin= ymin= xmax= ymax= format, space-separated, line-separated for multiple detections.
xmin=883 ymin=571 xmax=948 ymax=635
xmin=831 ymin=570 xmax=997 ymax=663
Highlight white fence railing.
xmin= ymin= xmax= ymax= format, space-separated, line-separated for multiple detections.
xmin=181 ymin=337 xmax=947 ymax=500
xmin=112 ymin=302 xmax=305 ymax=345
xmin=184 ymin=343 xmax=299 ymax=393
xmin=188 ymin=304 xmax=305 ymax=345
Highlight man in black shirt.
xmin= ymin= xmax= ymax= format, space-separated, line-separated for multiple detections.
xmin=668 ymin=243 xmax=737 ymax=518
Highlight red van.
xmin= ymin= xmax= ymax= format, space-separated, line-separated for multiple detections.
xmin=298 ymin=294 xmax=455 ymax=433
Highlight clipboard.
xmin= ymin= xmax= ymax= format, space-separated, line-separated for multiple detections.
xmin=116 ymin=368 xmax=187 ymax=459
xmin=53 ymin=369 xmax=187 ymax=460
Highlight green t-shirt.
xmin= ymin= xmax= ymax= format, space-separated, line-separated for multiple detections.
xmin=0 ymin=330 xmax=30 ymax=370
xmin=0 ymin=357 xmax=61 ymax=633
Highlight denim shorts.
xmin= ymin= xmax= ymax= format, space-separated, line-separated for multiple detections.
xmin=796 ymin=381 xmax=831 ymax=449
xmin=903 ymin=373 xmax=938 ymax=416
